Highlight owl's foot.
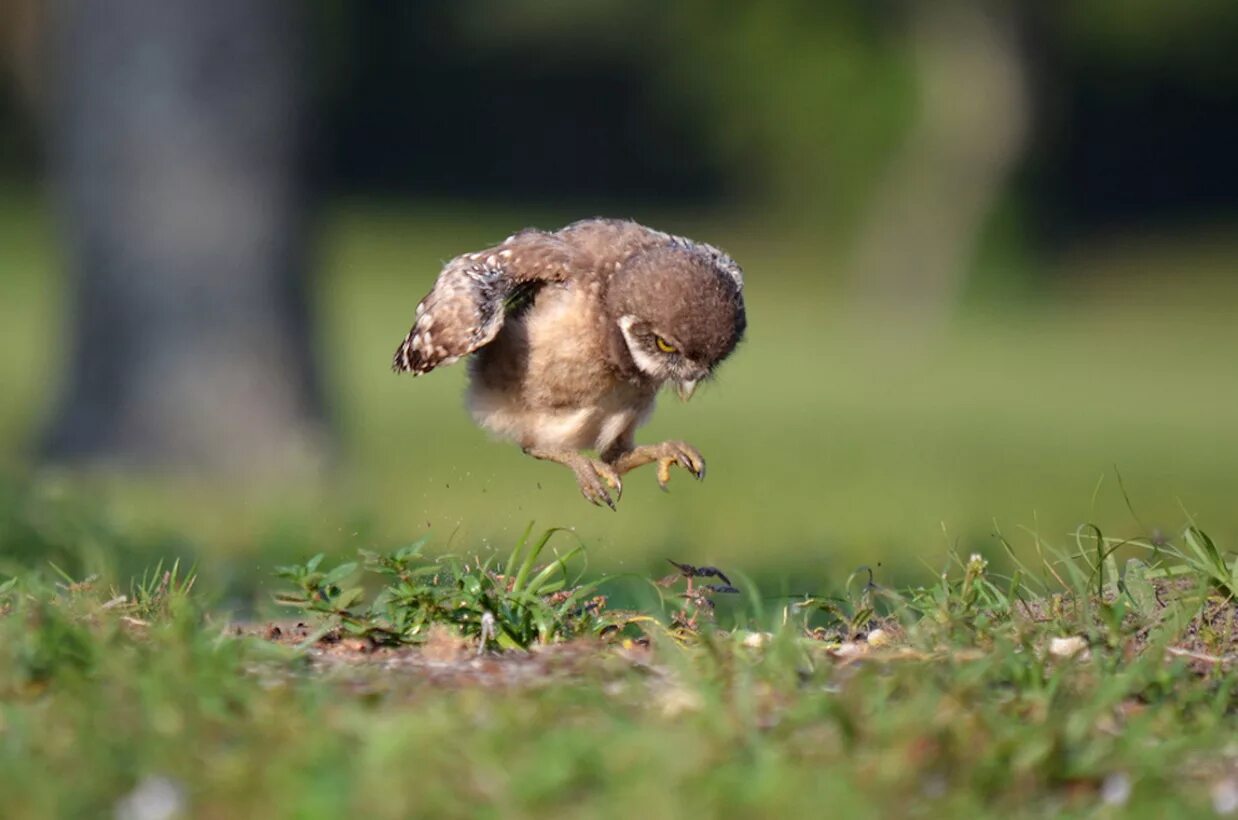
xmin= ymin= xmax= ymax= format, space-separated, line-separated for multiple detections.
xmin=607 ymin=440 xmax=706 ymax=491
xmin=524 ymin=447 xmax=623 ymax=510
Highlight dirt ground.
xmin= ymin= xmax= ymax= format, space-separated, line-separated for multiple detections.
xmin=235 ymin=577 xmax=1236 ymax=689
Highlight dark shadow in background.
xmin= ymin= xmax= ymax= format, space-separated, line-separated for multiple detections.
xmin=316 ymin=4 xmax=724 ymax=202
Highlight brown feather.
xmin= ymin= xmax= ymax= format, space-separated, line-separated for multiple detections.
xmin=392 ymin=230 xmax=581 ymax=374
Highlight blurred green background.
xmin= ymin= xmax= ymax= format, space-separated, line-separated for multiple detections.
xmin=1 ymin=1 xmax=1236 ymax=604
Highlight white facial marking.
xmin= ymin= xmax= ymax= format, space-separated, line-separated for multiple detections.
xmin=618 ymin=315 xmax=665 ymax=379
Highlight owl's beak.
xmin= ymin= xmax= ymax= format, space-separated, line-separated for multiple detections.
xmin=676 ymin=379 xmax=698 ymax=402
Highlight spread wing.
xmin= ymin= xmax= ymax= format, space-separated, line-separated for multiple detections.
xmin=392 ymin=229 xmax=580 ymax=375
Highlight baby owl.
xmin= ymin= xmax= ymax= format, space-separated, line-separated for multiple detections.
xmin=393 ymin=218 xmax=746 ymax=509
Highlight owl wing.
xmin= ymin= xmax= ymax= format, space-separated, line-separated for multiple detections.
xmin=392 ymin=230 xmax=581 ymax=375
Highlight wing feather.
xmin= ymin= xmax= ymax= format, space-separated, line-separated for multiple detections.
xmin=392 ymin=230 xmax=579 ymax=375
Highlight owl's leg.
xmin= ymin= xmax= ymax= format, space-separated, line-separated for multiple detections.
xmin=523 ymin=447 xmax=623 ymax=510
xmin=602 ymin=440 xmax=705 ymax=491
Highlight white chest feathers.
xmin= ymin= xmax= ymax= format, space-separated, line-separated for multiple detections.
xmin=466 ymin=285 xmax=656 ymax=452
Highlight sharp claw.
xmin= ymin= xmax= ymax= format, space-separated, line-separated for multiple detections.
xmin=574 ymin=458 xmax=624 ymax=510
xmin=689 ymin=452 xmax=704 ymax=479
xmin=583 ymin=487 xmax=616 ymax=510
xmin=599 ymin=466 xmax=622 ymax=504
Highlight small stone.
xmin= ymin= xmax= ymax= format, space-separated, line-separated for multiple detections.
xmin=114 ymin=775 xmax=185 ymax=820
xmin=740 ymin=631 xmax=772 ymax=649
xmin=1213 ymin=777 xmax=1238 ymax=815
xmin=1048 ymin=636 xmax=1089 ymax=660
xmin=866 ymin=628 xmax=892 ymax=647
xmin=1100 ymin=772 xmax=1131 ymax=807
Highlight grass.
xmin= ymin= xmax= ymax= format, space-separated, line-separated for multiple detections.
xmin=0 ymin=518 xmax=1233 ymax=818
xmin=1 ymin=190 xmax=1237 ymax=814
xmin=272 ymin=525 xmax=612 ymax=649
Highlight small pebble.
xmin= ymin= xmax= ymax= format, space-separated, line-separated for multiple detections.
xmin=1048 ymin=636 xmax=1088 ymax=660
xmin=1100 ymin=772 xmax=1131 ymax=807
xmin=1213 ymin=777 xmax=1238 ymax=816
xmin=867 ymin=628 xmax=891 ymax=647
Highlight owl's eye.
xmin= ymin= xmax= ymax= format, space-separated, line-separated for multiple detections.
xmin=654 ymin=335 xmax=677 ymax=354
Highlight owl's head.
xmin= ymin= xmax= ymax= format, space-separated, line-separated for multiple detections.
xmin=609 ymin=241 xmax=746 ymax=399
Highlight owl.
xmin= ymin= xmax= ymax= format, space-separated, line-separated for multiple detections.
xmin=393 ymin=218 xmax=746 ymax=509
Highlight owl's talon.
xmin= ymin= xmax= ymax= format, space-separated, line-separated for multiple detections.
xmin=668 ymin=442 xmax=706 ymax=482
xmin=578 ymin=478 xmax=615 ymax=509
xmin=524 ymin=447 xmax=623 ymax=509
xmin=575 ymin=458 xmax=622 ymax=510
xmin=613 ymin=440 xmax=705 ymax=492
xmin=598 ymin=461 xmax=623 ymax=506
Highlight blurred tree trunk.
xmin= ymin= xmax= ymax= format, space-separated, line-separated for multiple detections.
xmin=850 ymin=2 xmax=1030 ymax=327
xmin=40 ymin=0 xmax=329 ymax=475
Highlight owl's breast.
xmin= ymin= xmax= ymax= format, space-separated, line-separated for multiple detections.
xmin=472 ymin=282 xmax=611 ymax=399
xmin=466 ymin=282 xmax=655 ymax=452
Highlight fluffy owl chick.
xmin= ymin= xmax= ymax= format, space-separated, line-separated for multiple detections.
xmin=393 ymin=218 xmax=746 ymax=509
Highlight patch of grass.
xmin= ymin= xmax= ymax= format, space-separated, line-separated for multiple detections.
xmin=1 ymin=519 xmax=1234 ymax=817
xmin=0 ymin=514 xmax=1234 ymax=817
xmin=273 ymin=525 xmax=612 ymax=649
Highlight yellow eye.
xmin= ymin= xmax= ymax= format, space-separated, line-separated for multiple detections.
xmin=654 ymin=336 xmax=677 ymax=354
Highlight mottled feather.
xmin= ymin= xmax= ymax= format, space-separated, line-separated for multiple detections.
xmin=392 ymin=230 xmax=581 ymax=374
xmin=393 ymin=218 xmax=744 ymax=375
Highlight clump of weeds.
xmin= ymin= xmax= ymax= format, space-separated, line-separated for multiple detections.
xmin=274 ymin=524 xmax=615 ymax=650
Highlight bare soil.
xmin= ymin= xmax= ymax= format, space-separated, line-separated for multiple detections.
xmin=236 ymin=578 xmax=1235 ymax=688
